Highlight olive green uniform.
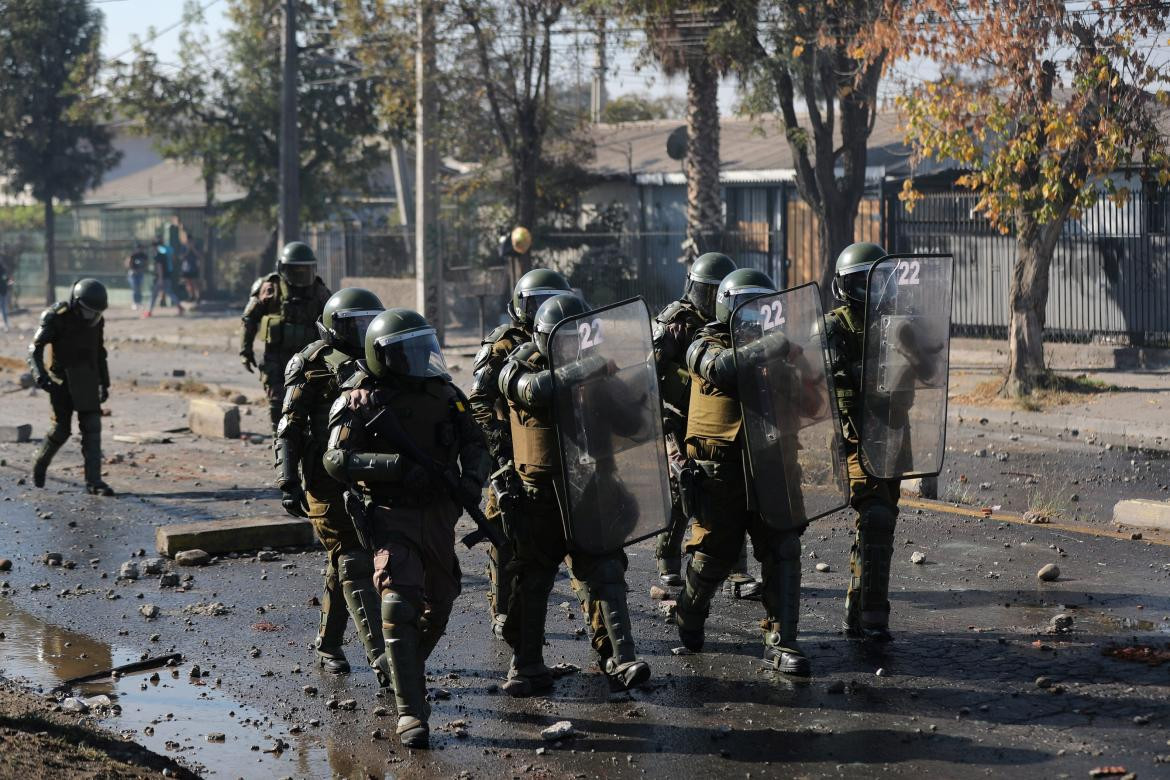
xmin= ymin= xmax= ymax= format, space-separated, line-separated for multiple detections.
xmin=825 ymin=304 xmax=902 ymax=636
xmin=275 ymin=339 xmax=389 ymax=685
xmin=324 ymin=378 xmax=488 ymax=738
xmin=27 ymin=302 xmax=110 ymax=488
xmin=497 ymin=343 xmax=644 ymax=692
xmin=468 ymin=322 xmax=529 ymax=629
xmin=240 ymin=273 xmax=331 ymax=429
xmin=674 ymin=324 xmax=806 ymax=662
xmin=651 ymin=298 xmax=706 ymax=578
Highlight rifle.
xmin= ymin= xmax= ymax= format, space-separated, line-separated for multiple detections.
xmin=363 ymin=406 xmax=507 ymax=550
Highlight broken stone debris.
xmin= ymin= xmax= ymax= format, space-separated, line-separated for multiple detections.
xmin=1037 ymin=563 xmax=1060 ymax=582
xmin=541 ymin=720 xmax=576 ymax=741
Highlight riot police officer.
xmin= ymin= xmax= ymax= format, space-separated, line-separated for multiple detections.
xmin=324 ymin=308 xmax=490 ymax=750
xmin=275 ymin=287 xmax=390 ymax=685
xmin=674 ymin=269 xmax=810 ymax=676
xmin=496 ymin=294 xmax=652 ymax=697
xmin=241 ymin=242 xmax=332 ymax=430
xmin=469 ymin=268 xmax=572 ymax=639
xmin=826 ymin=242 xmax=902 ymax=642
xmin=27 ymin=279 xmax=114 ymax=496
xmin=652 ymin=252 xmax=736 ymax=587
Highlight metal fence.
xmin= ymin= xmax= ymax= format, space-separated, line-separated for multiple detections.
xmin=885 ymin=186 xmax=1170 ymax=345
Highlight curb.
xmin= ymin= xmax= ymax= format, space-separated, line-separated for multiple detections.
xmin=1112 ymin=499 xmax=1170 ymax=532
xmin=949 ymin=404 xmax=1170 ymax=453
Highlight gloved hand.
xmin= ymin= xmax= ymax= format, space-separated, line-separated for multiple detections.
xmin=347 ymin=387 xmax=374 ymax=410
xmin=100 ymin=386 xmax=110 ymax=403
xmin=281 ymin=488 xmax=309 ymax=518
xmin=240 ymin=352 xmax=257 ymax=373
xmin=35 ymin=373 xmax=55 ymax=392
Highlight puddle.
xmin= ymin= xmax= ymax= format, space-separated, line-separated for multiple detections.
xmin=1000 ymin=602 xmax=1170 ymax=636
xmin=0 ymin=598 xmax=341 ymax=777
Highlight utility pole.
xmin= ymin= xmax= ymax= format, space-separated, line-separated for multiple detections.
xmin=590 ymin=15 xmax=607 ymax=124
xmin=278 ymin=0 xmax=300 ymax=251
xmin=416 ymin=0 xmax=443 ymax=342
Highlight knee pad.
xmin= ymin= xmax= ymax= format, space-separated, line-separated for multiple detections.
xmin=422 ymin=600 xmax=454 ymax=633
xmin=859 ymin=502 xmax=897 ymax=536
xmin=338 ymin=552 xmax=374 ymax=584
xmin=690 ymin=551 xmax=733 ymax=585
xmin=584 ymin=555 xmax=627 ymax=592
xmin=381 ymin=591 xmax=420 ymax=625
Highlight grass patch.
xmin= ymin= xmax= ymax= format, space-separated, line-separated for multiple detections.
xmin=940 ymin=479 xmax=977 ymax=506
xmin=1025 ymin=479 xmax=1071 ymax=523
xmin=952 ymin=372 xmax=1127 ymax=412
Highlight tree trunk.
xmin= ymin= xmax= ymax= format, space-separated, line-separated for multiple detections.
xmin=684 ymin=57 xmax=722 ymax=264
xmin=43 ymin=199 xmax=56 ymax=305
xmin=204 ymin=172 xmax=218 ymax=297
xmin=817 ymin=203 xmax=854 ymax=306
xmin=1003 ymin=218 xmax=1062 ymax=397
xmin=513 ymin=147 xmax=539 ymax=279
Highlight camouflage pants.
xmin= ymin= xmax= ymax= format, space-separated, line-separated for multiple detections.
xmin=484 ymin=485 xmax=512 ymax=619
xmin=369 ymin=500 xmax=462 ymax=614
xmin=844 ymin=446 xmax=901 ymax=625
xmin=259 ymin=351 xmax=293 ymax=432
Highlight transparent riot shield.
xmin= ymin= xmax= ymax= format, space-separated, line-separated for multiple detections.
xmin=732 ymin=283 xmax=848 ymax=530
xmin=859 ymin=253 xmax=954 ymax=480
xmin=548 ymin=297 xmax=672 ymax=555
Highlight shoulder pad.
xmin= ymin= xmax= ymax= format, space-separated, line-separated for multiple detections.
xmin=41 ymin=302 xmax=68 ymax=324
xmin=284 ymin=352 xmax=307 ymax=384
xmin=300 ymin=339 xmax=330 ymax=362
xmin=655 ymin=299 xmax=687 ymax=325
xmin=327 ymin=394 xmax=350 ymax=427
xmin=484 ymin=323 xmax=513 ymax=345
xmin=249 ymin=277 xmax=265 ymax=296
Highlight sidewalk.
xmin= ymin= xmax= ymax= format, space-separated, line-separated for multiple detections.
xmin=948 ymin=338 xmax=1170 ymax=452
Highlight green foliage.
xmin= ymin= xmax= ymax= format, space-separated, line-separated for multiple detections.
xmin=601 ymin=93 xmax=685 ymax=122
xmin=0 ymin=0 xmax=121 ymax=204
xmin=108 ymin=0 xmax=398 ymax=227
xmin=890 ymin=1 xmax=1170 ymax=234
xmin=0 ymin=205 xmax=56 ymax=231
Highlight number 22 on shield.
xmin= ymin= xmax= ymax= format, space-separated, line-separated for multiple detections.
xmin=578 ymin=318 xmax=603 ymax=349
xmin=760 ymin=301 xmax=785 ymax=332
xmin=895 ymin=259 xmax=921 ymax=285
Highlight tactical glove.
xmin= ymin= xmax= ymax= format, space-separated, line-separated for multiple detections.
xmin=100 ymin=386 xmax=110 ymax=403
xmin=240 ymin=352 xmax=257 ymax=373
xmin=281 ymin=488 xmax=309 ymax=518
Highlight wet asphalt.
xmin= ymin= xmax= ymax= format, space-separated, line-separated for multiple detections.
xmin=0 ymin=315 xmax=1168 ymax=778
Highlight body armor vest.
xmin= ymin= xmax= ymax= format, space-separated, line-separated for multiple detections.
xmin=684 ymin=331 xmax=742 ymax=448
xmin=260 ymin=277 xmax=324 ymax=354
xmin=506 ymin=352 xmax=560 ymax=484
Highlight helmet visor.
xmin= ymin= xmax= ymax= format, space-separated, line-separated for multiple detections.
xmin=685 ymin=280 xmax=718 ymax=319
xmin=517 ymin=287 xmax=562 ymax=323
xmin=374 ymin=328 xmax=448 ymax=379
xmin=281 ymin=262 xmax=316 ymax=288
xmin=77 ymin=300 xmax=104 ymax=326
xmin=332 ymin=309 xmax=381 ymax=352
xmin=719 ymin=285 xmax=773 ymax=320
xmin=839 ymin=271 xmax=868 ymax=303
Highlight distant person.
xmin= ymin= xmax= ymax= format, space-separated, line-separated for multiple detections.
xmin=125 ymin=242 xmax=148 ymax=310
xmin=146 ymin=238 xmax=182 ymax=317
xmin=0 ymin=255 xmax=11 ymax=331
xmin=179 ymin=241 xmax=201 ymax=304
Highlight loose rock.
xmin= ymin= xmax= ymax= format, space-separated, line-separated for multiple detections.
xmin=1037 ymin=564 xmax=1060 ymax=582
xmin=141 ymin=558 xmax=165 ymax=575
xmin=175 ymin=549 xmax=211 ymax=567
xmin=910 ymin=551 xmax=927 ymax=565
xmin=815 ymin=563 xmax=831 ymax=573
xmin=140 ymin=604 xmax=160 ymax=619
xmin=42 ymin=552 xmax=62 ymax=566
xmin=649 ymin=585 xmax=668 ymax=600
xmin=541 ymin=720 xmax=576 ymax=741
xmin=158 ymin=572 xmax=180 ymax=588
xmin=1048 ymin=613 xmax=1074 ymax=634
xmin=0 ymin=559 xmax=11 ymax=572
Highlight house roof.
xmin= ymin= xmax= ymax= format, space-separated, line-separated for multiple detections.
xmin=585 ymin=109 xmax=943 ymax=184
xmin=83 ymin=157 xmax=249 ymax=209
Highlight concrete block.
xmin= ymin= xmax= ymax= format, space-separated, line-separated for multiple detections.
xmin=1112 ymin=499 xmax=1170 ymax=532
xmin=112 ymin=431 xmax=174 ymax=445
xmin=187 ymin=398 xmax=240 ymax=439
xmin=156 ymin=516 xmax=316 ymax=557
xmin=0 ymin=424 xmax=32 ymax=443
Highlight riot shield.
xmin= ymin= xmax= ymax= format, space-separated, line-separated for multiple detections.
xmin=548 ymin=297 xmax=672 ymax=555
xmin=859 ymin=253 xmax=954 ymax=480
xmin=732 ymin=283 xmax=848 ymax=530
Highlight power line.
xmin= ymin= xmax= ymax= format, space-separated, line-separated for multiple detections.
xmin=104 ymin=0 xmax=226 ymax=63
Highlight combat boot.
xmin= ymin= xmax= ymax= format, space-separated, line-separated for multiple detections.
xmin=32 ymin=436 xmax=64 ymax=488
xmin=844 ymin=503 xmax=897 ymax=642
xmin=595 ymin=582 xmax=651 ymax=692
xmin=314 ymin=570 xmax=350 ymax=674
xmin=338 ymin=553 xmax=390 ymax=689
xmin=760 ymin=534 xmax=810 ymax=677
xmin=674 ymin=551 xmax=731 ymax=652
xmin=382 ymin=592 xmax=429 ymax=749
xmin=501 ymin=572 xmax=555 ymax=697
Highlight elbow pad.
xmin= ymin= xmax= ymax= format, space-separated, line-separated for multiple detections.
xmin=323 ymin=449 xmax=406 ymax=483
xmin=273 ymin=427 xmax=300 ymax=491
xmin=686 ymin=338 xmax=736 ymax=391
xmin=514 ymin=369 xmax=553 ymax=410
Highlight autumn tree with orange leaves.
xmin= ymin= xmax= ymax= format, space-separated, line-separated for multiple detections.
xmin=874 ymin=1 xmax=1170 ymax=397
